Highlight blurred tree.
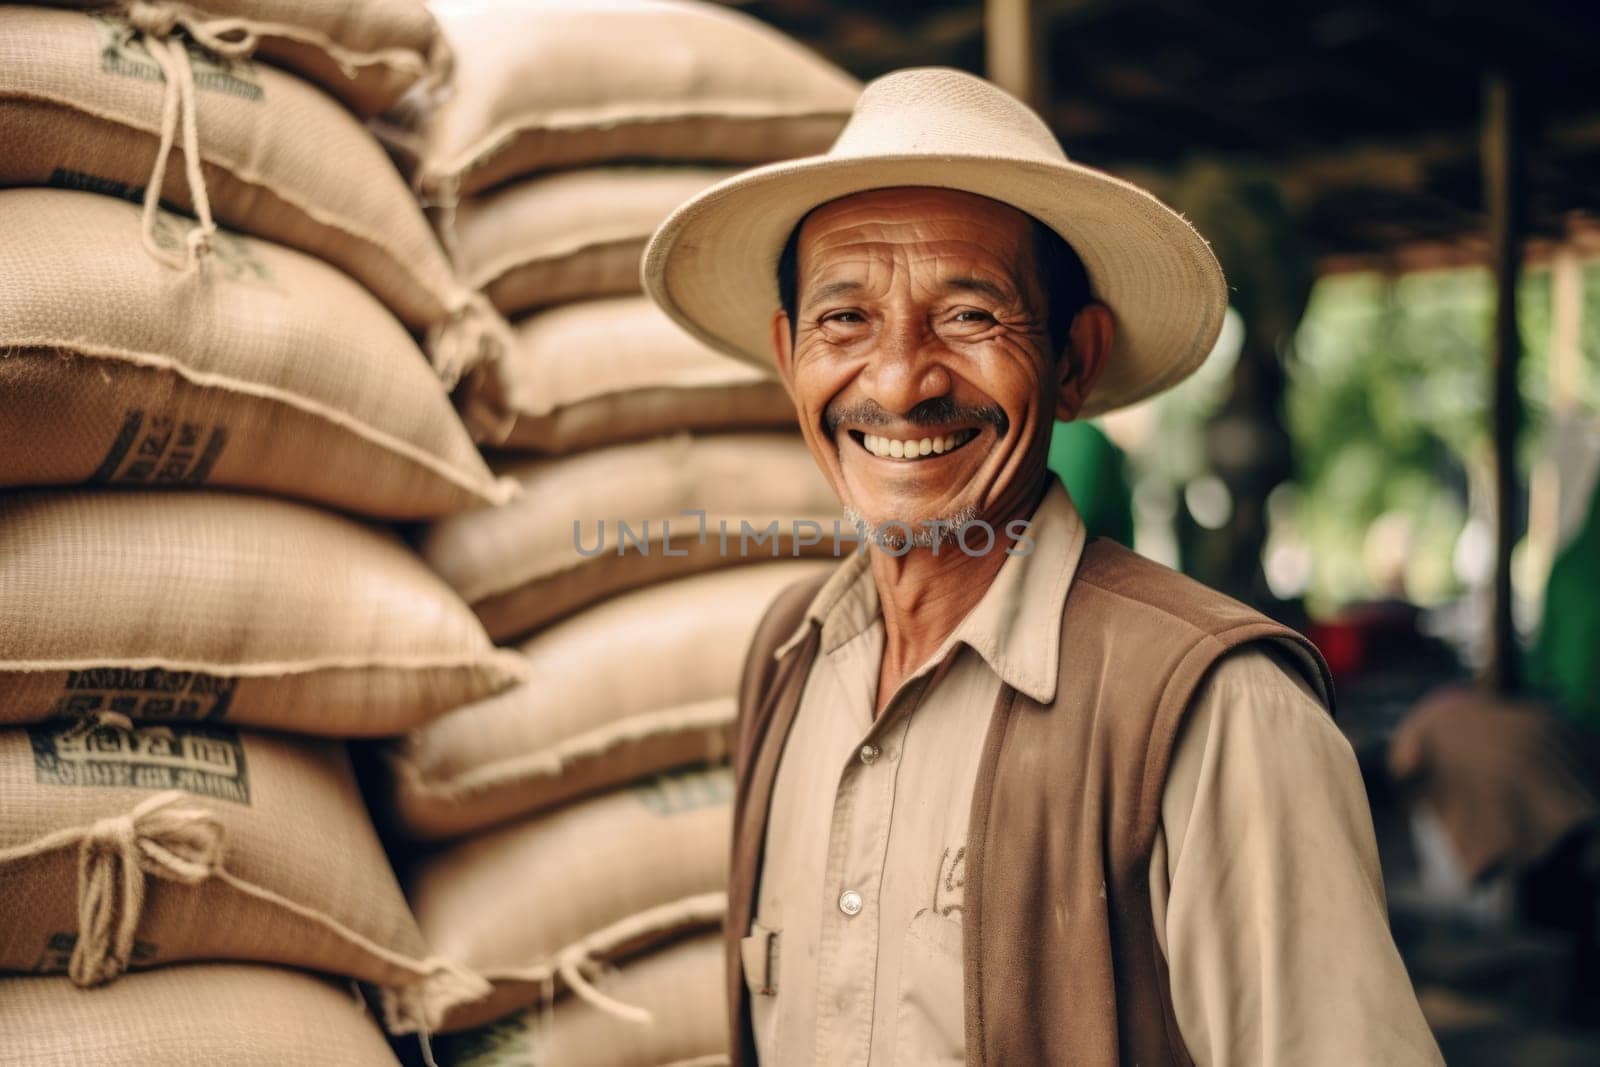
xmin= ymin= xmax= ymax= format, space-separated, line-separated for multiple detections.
xmin=1288 ymin=260 xmax=1600 ymax=615
xmin=1169 ymin=161 xmax=1314 ymax=609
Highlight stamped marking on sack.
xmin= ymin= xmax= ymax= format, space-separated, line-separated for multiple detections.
xmin=48 ymin=666 xmax=238 ymax=722
xmin=35 ymin=932 xmax=157 ymax=975
xmin=435 ymin=1015 xmax=535 ymax=1067
xmin=29 ymin=718 xmax=251 ymax=804
xmin=633 ymin=764 xmax=733 ymax=816
xmin=90 ymin=410 xmax=229 ymax=487
xmin=91 ymin=15 xmax=264 ymax=101
xmin=47 ymin=168 xmax=273 ymax=284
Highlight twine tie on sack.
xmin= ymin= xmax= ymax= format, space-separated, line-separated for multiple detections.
xmin=0 ymin=769 xmax=491 ymax=1033
xmin=556 ymin=948 xmax=654 ymax=1026
xmin=0 ymin=790 xmax=223 ymax=987
xmin=123 ymin=2 xmax=259 ymax=271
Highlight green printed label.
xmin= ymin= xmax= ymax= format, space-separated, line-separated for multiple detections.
xmin=30 ymin=717 xmax=251 ymax=804
xmin=90 ymin=411 xmax=229 ymax=488
xmin=92 ymin=15 xmax=264 ymax=101
xmin=36 ymin=932 xmax=157 ymax=974
xmin=633 ymin=763 xmax=733 ymax=816
xmin=49 ymin=666 xmax=237 ymax=723
xmin=48 ymin=168 xmax=272 ymax=284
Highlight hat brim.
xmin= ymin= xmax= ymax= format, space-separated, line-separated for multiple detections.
xmin=642 ymin=153 xmax=1227 ymax=418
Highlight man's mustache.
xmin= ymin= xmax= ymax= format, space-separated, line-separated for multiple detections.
xmin=824 ymin=397 xmax=1009 ymax=437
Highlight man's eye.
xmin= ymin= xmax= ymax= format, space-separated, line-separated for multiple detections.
xmin=954 ymin=309 xmax=994 ymax=324
xmin=823 ymin=311 xmax=865 ymax=325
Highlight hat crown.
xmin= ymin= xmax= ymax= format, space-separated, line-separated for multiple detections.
xmin=830 ymin=67 xmax=1068 ymax=164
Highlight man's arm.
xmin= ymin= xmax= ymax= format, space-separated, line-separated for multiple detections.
xmin=1150 ymin=648 xmax=1443 ymax=1066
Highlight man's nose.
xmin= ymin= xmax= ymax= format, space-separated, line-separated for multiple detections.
xmin=858 ymin=312 xmax=952 ymax=416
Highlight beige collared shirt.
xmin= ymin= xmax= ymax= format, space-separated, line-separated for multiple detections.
xmin=748 ymin=479 xmax=1441 ymax=1065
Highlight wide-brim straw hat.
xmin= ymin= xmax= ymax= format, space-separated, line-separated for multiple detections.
xmin=643 ymin=67 xmax=1228 ymax=417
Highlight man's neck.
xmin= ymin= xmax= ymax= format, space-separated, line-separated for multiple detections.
xmin=867 ymin=484 xmax=1047 ymax=716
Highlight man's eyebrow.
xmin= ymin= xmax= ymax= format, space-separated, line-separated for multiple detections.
xmin=803 ymin=279 xmax=864 ymax=307
xmin=940 ymin=276 xmax=1013 ymax=303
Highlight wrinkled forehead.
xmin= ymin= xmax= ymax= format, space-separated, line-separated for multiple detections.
xmin=796 ymin=186 xmax=1037 ymax=283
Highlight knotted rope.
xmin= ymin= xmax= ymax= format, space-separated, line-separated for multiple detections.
xmin=0 ymin=791 xmax=221 ymax=985
xmin=122 ymin=1 xmax=259 ymax=270
xmin=0 ymin=783 xmax=490 ymax=1033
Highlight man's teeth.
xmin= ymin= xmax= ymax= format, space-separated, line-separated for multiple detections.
xmin=860 ymin=430 xmax=976 ymax=459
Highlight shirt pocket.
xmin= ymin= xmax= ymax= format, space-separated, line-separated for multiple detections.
xmin=742 ymin=921 xmax=782 ymax=1056
xmin=893 ymin=909 xmax=966 ymax=1066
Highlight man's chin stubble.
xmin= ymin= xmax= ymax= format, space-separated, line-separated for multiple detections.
xmin=842 ymin=503 xmax=980 ymax=552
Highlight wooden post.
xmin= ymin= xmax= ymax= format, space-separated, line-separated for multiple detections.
xmin=1482 ymin=72 xmax=1524 ymax=695
xmin=986 ymin=0 xmax=1045 ymax=110
xmin=1551 ymin=246 xmax=1583 ymax=417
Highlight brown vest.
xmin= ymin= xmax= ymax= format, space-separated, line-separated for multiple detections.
xmin=728 ymin=539 xmax=1334 ymax=1065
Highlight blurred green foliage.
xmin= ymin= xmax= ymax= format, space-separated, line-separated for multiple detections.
xmin=1286 ymin=260 xmax=1600 ymax=613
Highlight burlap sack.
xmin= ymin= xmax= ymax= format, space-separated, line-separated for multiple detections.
xmin=0 ymin=717 xmax=489 ymax=1034
xmin=418 ymin=0 xmax=858 ymax=199
xmin=2 ymin=962 xmax=401 ymax=1065
xmin=388 ymin=562 xmax=830 ymax=841
xmin=47 ymin=0 xmax=451 ymax=117
xmin=420 ymin=432 xmax=843 ymax=642
xmin=434 ymin=934 xmax=728 ymax=1067
xmin=0 ymin=6 xmax=495 ymax=385
xmin=410 ymin=766 xmax=731 ymax=1031
xmin=459 ymin=295 xmax=795 ymax=451
xmin=451 ymin=167 xmax=735 ymax=316
xmin=0 ymin=490 xmax=527 ymax=737
xmin=0 ymin=189 xmax=509 ymax=519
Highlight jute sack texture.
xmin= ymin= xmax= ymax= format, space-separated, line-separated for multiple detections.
xmin=0 ymin=716 xmax=489 ymax=1034
xmin=435 ymin=933 xmax=729 ymax=1067
xmin=459 ymin=295 xmax=795 ymax=451
xmin=417 ymin=0 xmax=859 ymax=199
xmin=451 ymin=166 xmax=735 ymax=316
xmin=0 ymin=6 xmax=495 ymax=385
xmin=0 ymin=490 xmax=527 ymax=737
xmin=46 ymin=0 xmax=452 ymax=117
xmin=1 ymin=962 xmax=401 ymax=1065
xmin=0 ymin=189 xmax=509 ymax=519
xmin=388 ymin=561 xmax=831 ymax=841
xmin=420 ymin=432 xmax=842 ymax=642
xmin=410 ymin=766 xmax=731 ymax=1031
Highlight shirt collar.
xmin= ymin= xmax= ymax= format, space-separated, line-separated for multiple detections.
xmin=770 ymin=477 xmax=1089 ymax=703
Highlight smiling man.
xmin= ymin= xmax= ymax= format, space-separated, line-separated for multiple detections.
xmin=645 ymin=68 xmax=1441 ymax=1066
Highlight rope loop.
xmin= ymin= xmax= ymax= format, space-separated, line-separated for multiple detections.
xmin=556 ymin=949 xmax=654 ymax=1026
xmin=68 ymin=791 xmax=224 ymax=987
xmin=124 ymin=6 xmax=226 ymax=271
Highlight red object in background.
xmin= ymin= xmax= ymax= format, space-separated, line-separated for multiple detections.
xmin=1311 ymin=618 xmax=1366 ymax=680
xmin=1309 ymin=600 xmax=1426 ymax=682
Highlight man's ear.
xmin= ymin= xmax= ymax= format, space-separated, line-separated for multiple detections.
xmin=771 ymin=309 xmax=797 ymax=399
xmin=1054 ymin=302 xmax=1114 ymax=421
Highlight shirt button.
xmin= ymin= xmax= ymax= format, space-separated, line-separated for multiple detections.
xmin=858 ymin=744 xmax=880 ymax=765
xmin=838 ymin=889 xmax=863 ymax=916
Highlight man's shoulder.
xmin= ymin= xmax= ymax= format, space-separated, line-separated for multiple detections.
xmin=1064 ymin=540 xmax=1334 ymax=712
xmin=1071 ymin=539 xmax=1279 ymax=640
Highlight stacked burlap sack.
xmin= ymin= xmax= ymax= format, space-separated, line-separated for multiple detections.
xmin=410 ymin=0 xmax=859 ymax=451
xmin=0 ymin=0 xmax=505 ymax=388
xmin=373 ymin=2 xmax=860 ymax=1061
xmin=0 ymin=1 xmax=529 ymax=1061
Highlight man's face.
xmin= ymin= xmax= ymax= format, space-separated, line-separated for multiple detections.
xmin=772 ymin=187 xmax=1095 ymax=541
